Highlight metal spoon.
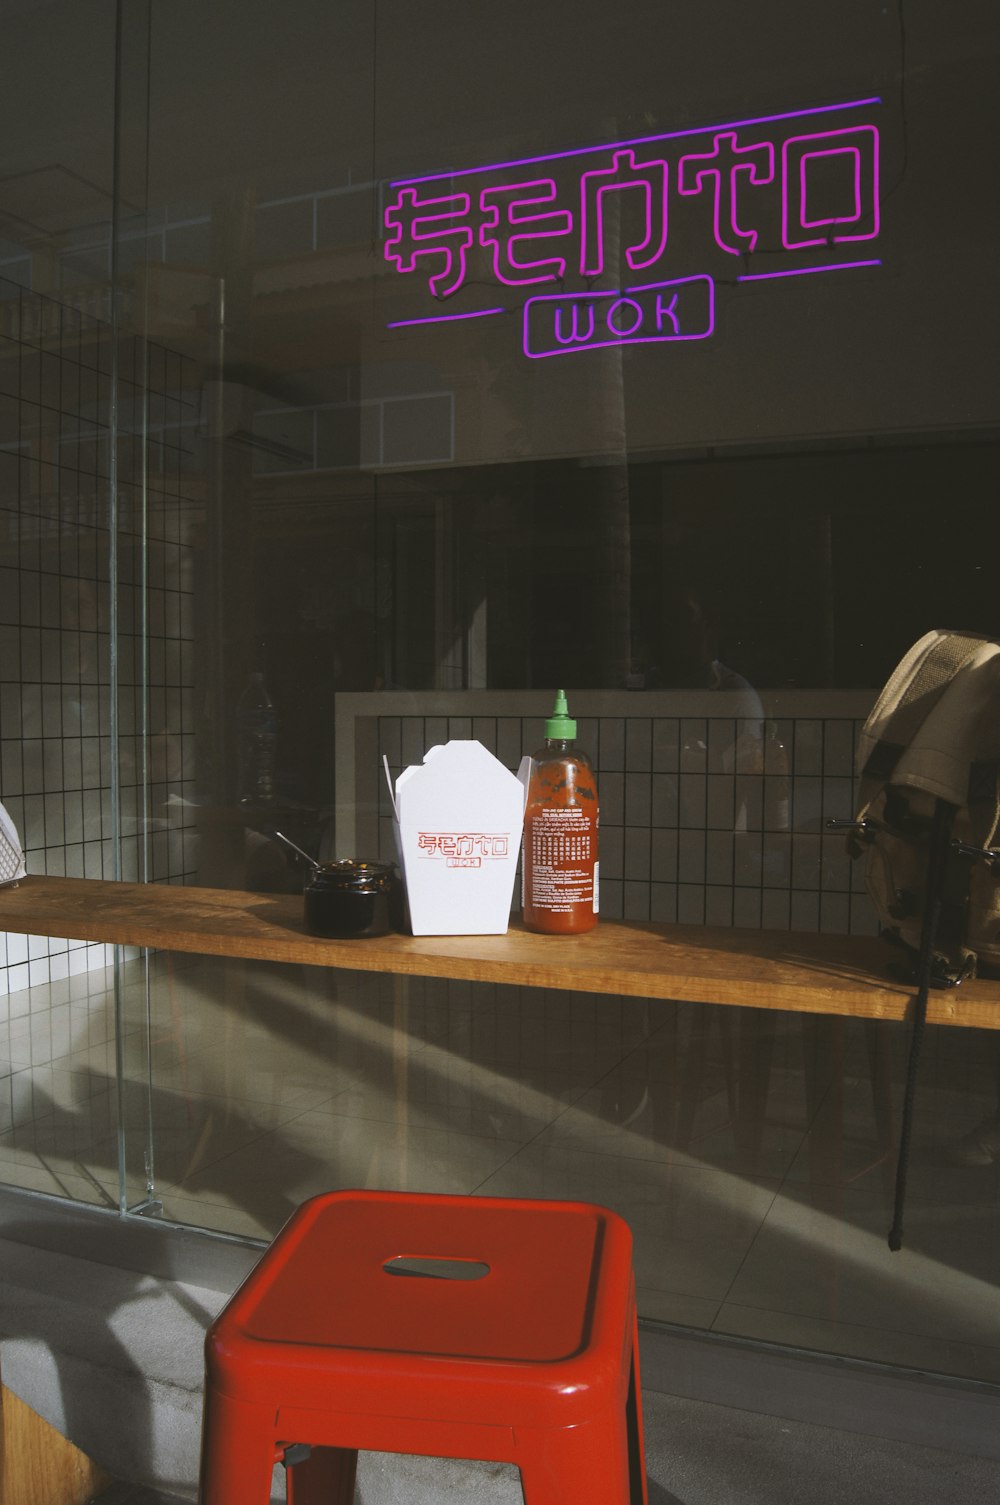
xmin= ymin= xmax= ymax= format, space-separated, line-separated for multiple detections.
xmin=272 ymin=830 xmax=319 ymax=869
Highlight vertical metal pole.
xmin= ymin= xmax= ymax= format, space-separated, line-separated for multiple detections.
xmin=109 ymin=0 xmax=127 ymax=1215
xmin=888 ymin=798 xmax=955 ymax=1250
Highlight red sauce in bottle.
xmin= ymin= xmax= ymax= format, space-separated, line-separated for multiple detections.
xmin=521 ymin=692 xmax=599 ymax=935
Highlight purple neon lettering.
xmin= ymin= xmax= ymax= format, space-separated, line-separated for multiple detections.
xmin=606 ymin=297 xmax=644 ymax=336
xmin=383 ymin=186 xmax=476 ymax=298
xmin=580 ymin=149 xmax=668 ymax=277
xmin=479 ymin=179 xmax=572 ymax=286
xmin=799 ymin=146 xmax=861 ymax=227
xmin=522 ymin=276 xmax=715 ymax=359
xmin=677 ymin=131 xmax=774 ymax=255
xmin=781 ymin=126 xmax=879 ymax=249
xmin=389 ymin=97 xmax=881 ymax=190
xmin=554 ymin=302 xmax=597 ymax=345
xmin=655 ymin=292 xmax=680 ymax=334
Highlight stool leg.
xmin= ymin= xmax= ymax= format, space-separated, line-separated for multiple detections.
xmin=626 ymin=1317 xmax=649 ymax=1505
xmin=286 ymin=1445 xmax=358 ymax=1504
xmin=517 ymin=1411 xmax=636 ymax=1505
xmin=198 ymin=1392 xmax=277 ymax=1505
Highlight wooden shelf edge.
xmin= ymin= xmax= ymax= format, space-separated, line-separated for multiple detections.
xmin=1 ymin=875 xmax=998 ymax=1029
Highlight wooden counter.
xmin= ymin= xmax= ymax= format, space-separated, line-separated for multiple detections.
xmin=1 ymin=875 xmax=999 ymax=1030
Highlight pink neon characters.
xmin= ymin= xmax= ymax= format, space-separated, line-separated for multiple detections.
xmin=383 ymin=98 xmax=882 ymax=357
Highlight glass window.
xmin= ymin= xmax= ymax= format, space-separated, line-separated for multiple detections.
xmin=0 ymin=0 xmax=998 ymax=1389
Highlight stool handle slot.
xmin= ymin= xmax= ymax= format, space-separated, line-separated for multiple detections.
xmin=383 ymin=1255 xmax=490 ymax=1280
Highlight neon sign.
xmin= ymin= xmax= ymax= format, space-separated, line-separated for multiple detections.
xmin=384 ymin=97 xmax=881 ymax=358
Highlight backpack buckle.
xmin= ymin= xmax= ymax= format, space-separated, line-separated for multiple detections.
xmin=931 ymin=953 xmax=977 ymax=990
xmin=952 ymin=839 xmax=1000 ymax=867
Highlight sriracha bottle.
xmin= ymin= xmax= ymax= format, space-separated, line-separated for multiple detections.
xmin=522 ymin=691 xmax=599 ymax=934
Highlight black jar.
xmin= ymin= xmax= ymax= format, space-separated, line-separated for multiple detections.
xmin=304 ymin=859 xmax=402 ymax=938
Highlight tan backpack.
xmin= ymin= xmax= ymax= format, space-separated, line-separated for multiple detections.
xmin=845 ymin=629 xmax=1000 ymax=1249
xmin=849 ymin=628 xmax=1000 ymax=986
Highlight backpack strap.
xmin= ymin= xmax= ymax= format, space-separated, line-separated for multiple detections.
xmin=889 ymin=798 xmax=956 ymax=1251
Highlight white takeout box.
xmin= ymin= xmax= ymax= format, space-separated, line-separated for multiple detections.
xmin=385 ymin=740 xmax=526 ymax=936
xmin=0 ymin=801 xmax=26 ymax=887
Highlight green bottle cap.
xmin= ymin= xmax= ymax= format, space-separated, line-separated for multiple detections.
xmin=545 ymin=689 xmax=576 ymax=740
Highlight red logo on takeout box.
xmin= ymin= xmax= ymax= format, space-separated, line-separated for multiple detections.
xmin=417 ymin=832 xmax=510 ymax=867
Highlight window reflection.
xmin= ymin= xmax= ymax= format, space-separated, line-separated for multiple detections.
xmin=0 ymin=0 xmax=998 ymax=1389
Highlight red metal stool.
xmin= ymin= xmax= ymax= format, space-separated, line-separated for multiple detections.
xmin=199 ymin=1189 xmax=647 ymax=1505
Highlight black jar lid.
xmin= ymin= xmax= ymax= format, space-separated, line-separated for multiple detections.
xmin=307 ymin=859 xmax=398 ymax=894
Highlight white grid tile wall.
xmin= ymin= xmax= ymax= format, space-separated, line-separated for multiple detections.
xmin=364 ymin=698 xmax=879 ymax=936
xmin=0 ymin=284 xmax=199 ymax=1000
xmin=114 ymin=333 xmax=200 ymax=893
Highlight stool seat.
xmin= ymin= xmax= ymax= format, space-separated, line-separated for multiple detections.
xmin=200 ymin=1189 xmax=647 ymax=1505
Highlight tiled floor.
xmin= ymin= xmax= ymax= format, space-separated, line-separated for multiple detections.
xmin=1 ymin=953 xmax=999 ymax=1384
